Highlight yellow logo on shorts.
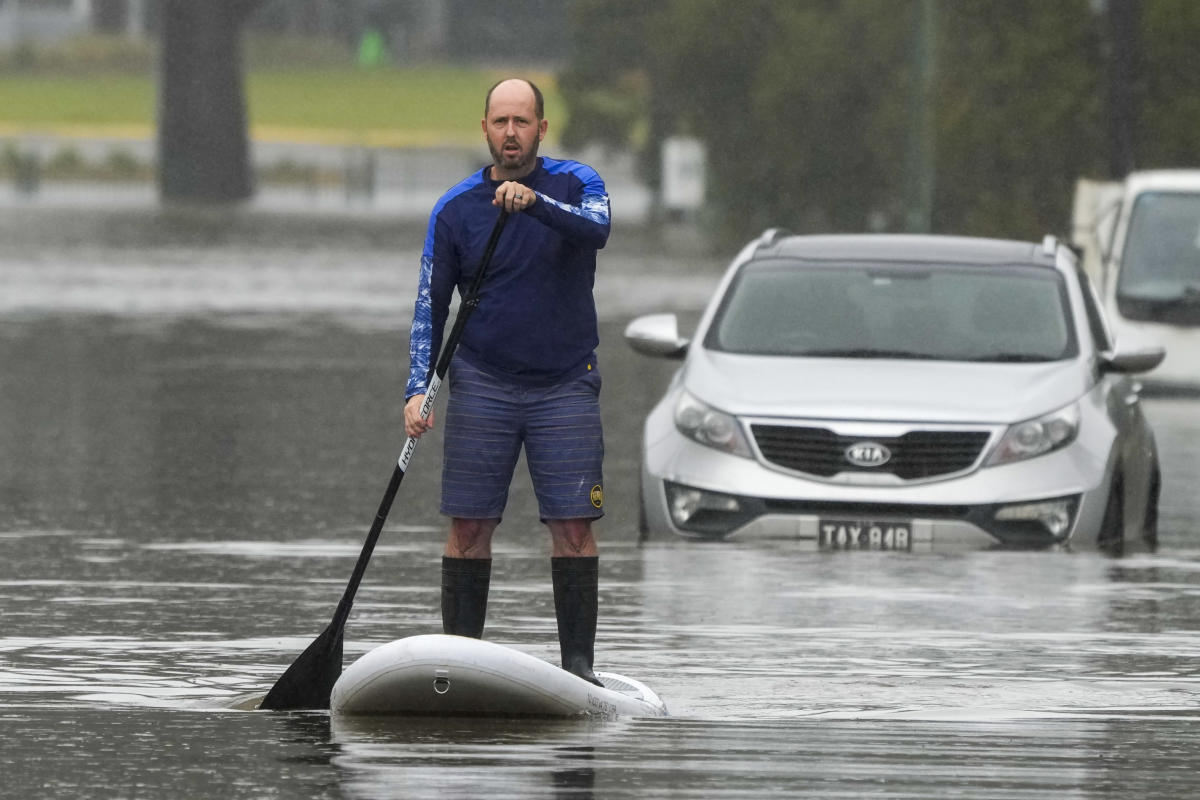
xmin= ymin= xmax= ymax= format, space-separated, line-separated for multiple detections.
xmin=590 ymin=484 xmax=604 ymax=509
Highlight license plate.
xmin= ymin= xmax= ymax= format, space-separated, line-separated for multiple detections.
xmin=818 ymin=519 xmax=912 ymax=551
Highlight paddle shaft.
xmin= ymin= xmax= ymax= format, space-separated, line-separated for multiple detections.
xmin=260 ymin=210 xmax=508 ymax=710
xmin=330 ymin=208 xmax=509 ymax=631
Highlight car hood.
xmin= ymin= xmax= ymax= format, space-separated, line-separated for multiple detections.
xmin=683 ymin=350 xmax=1092 ymax=424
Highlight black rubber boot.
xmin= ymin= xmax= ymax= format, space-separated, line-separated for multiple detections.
xmin=551 ymin=556 xmax=603 ymax=686
xmin=441 ymin=556 xmax=491 ymax=638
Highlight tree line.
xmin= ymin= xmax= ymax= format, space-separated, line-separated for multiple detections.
xmin=558 ymin=0 xmax=1198 ymax=244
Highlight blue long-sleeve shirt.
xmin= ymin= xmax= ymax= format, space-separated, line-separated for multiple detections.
xmin=406 ymin=157 xmax=611 ymax=398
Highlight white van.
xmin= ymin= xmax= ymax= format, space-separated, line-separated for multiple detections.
xmin=1072 ymin=170 xmax=1200 ymax=389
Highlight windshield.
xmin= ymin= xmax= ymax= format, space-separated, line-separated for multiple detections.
xmin=1116 ymin=191 xmax=1200 ymax=325
xmin=705 ymin=259 xmax=1076 ymax=362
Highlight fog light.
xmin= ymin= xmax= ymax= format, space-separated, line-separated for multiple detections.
xmin=663 ymin=482 xmax=758 ymax=537
xmin=994 ymin=498 xmax=1075 ymax=538
xmin=670 ymin=487 xmax=740 ymax=525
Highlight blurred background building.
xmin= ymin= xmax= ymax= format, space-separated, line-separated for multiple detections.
xmin=0 ymin=0 xmax=145 ymax=45
xmin=0 ymin=1 xmax=570 ymax=65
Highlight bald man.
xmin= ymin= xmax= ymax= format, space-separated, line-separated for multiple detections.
xmin=404 ymin=78 xmax=611 ymax=685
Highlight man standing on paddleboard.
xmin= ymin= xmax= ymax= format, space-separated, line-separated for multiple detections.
xmin=404 ymin=78 xmax=609 ymax=686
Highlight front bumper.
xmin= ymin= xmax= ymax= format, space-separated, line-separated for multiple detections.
xmin=651 ymin=478 xmax=1079 ymax=549
xmin=641 ymin=422 xmax=1112 ymax=550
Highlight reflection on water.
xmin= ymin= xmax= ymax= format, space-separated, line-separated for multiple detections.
xmin=328 ymin=716 xmax=605 ymax=800
xmin=3 ymin=213 xmax=1200 ymax=797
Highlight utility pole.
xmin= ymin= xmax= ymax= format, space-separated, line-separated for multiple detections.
xmin=903 ymin=0 xmax=937 ymax=233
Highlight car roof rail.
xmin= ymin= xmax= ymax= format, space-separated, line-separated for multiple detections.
xmin=756 ymin=228 xmax=792 ymax=250
xmin=1041 ymin=234 xmax=1058 ymax=257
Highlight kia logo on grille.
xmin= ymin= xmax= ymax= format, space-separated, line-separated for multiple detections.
xmin=844 ymin=441 xmax=891 ymax=468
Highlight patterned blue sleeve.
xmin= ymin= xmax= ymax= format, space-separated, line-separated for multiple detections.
xmin=406 ymin=175 xmax=482 ymax=399
xmin=527 ymin=159 xmax=610 ymax=249
xmin=406 ymin=215 xmax=439 ymax=399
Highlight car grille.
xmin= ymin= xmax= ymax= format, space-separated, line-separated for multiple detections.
xmin=750 ymin=424 xmax=991 ymax=481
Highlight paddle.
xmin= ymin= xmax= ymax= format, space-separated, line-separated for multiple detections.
xmin=260 ymin=210 xmax=510 ymax=710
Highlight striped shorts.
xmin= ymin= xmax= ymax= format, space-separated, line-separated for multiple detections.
xmin=441 ymin=354 xmax=605 ymax=522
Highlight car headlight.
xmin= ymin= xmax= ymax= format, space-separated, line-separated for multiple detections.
xmin=673 ymin=390 xmax=753 ymax=457
xmin=986 ymin=403 xmax=1080 ymax=466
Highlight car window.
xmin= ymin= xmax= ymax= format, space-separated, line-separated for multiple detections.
xmin=1116 ymin=191 xmax=1200 ymax=323
xmin=705 ymin=258 xmax=1077 ymax=362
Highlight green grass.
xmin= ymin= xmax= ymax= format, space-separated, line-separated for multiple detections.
xmin=0 ymin=73 xmax=154 ymax=128
xmin=0 ymin=65 xmax=563 ymax=147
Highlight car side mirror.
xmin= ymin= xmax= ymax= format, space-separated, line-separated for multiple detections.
xmin=624 ymin=313 xmax=690 ymax=359
xmin=1100 ymin=346 xmax=1165 ymax=374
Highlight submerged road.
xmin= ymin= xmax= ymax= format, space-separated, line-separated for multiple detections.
xmin=1 ymin=202 xmax=1199 ymax=798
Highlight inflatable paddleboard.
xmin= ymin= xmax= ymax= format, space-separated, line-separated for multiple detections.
xmin=330 ymin=634 xmax=668 ymax=720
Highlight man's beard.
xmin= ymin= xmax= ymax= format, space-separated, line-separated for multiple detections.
xmin=489 ymin=136 xmax=539 ymax=174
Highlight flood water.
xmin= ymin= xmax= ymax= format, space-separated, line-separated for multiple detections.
xmin=3 ymin=204 xmax=1200 ymax=798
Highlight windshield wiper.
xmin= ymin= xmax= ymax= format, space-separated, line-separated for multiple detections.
xmin=970 ymin=353 xmax=1053 ymax=363
xmin=800 ymin=348 xmax=927 ymax=359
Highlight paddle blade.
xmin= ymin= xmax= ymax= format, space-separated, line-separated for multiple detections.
xmin=259 ymin=624 xmax=343 ymax=711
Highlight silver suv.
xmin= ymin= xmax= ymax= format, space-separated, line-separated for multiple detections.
xmin=626 ymin=232 xmax=1165 ymax=552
